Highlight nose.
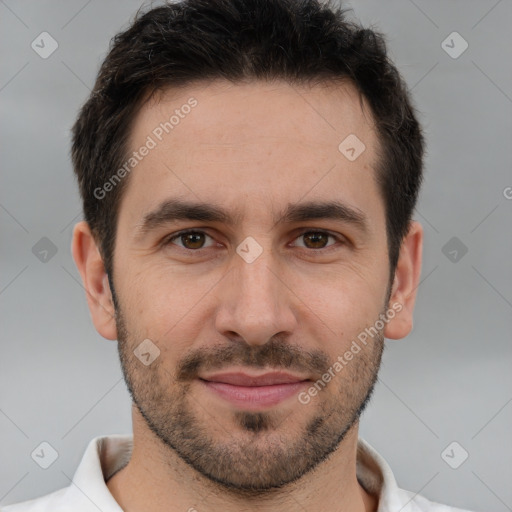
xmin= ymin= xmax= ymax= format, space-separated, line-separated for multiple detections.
xmin=214 ymin=245 xmax=298 ymax=346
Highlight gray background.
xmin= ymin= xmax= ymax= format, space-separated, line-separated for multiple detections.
xmin=1 ymin=1 xmax=511 ymax=510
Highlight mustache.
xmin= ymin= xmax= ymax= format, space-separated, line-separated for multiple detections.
xmin=176 ymin=336 xmax=330 ymax=381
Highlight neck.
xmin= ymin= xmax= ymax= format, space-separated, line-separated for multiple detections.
xmin=107 ymin=409 xmax=378 ymax=512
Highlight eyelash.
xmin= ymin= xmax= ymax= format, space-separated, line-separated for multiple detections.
xmin=162 ymin=228 xmax=345 ymax=253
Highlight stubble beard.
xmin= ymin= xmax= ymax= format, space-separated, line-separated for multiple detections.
xmin=114 ymin=304 xmax=384 ymax=495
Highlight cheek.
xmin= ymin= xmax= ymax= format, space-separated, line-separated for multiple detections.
xmin=289 ymin=264 xmax=387 ymax=349
xmin=121 ymin=258 xmax=197 ymax=312
xmin=291 ymin=259 xmax=385 ymax=311
xmin=121 ymin=267 xmax=215 ymax=354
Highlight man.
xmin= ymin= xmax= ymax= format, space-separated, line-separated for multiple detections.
xmin=3 ymin=0 xmax=475 ymax=511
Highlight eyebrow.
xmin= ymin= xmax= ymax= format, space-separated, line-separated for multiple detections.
xmin=134 ymin=198 xmax=369 ymax=239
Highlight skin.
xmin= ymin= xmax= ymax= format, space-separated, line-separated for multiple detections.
xmin=72 ymin=79 xmax=423 ymax=512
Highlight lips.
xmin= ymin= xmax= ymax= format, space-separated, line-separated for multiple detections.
xmin=199 ymin=371 xmax=309 ymax=386
xmin=198 ymin=371 xmax=311 ymax=410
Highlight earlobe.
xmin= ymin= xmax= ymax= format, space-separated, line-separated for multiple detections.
xmin=71 ymin=221 xmax=118 ymax=341
xmin=384 ymin=221 xmax=423 ymax=340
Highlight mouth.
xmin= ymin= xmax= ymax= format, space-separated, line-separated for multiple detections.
xmin=198 ymin=371 xmax=311 ymax=410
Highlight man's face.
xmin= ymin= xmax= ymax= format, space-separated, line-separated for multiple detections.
xmin=112 ymin=80 xmax=391 ymax=490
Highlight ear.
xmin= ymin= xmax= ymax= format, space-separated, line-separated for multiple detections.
xmin=71 ymin=221 xmax=118 ymax=340
xmin=384 ymin=220 xmax=423 ymax=340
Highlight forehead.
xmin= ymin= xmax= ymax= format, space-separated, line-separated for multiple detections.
xmin=119 ymin=79 xmax=383 ymax=232
xmin=136 ymin=79 xmax=376 ymax=149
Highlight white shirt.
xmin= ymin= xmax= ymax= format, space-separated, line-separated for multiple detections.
xmin=2 ymin=434 xmax=474 ymax=512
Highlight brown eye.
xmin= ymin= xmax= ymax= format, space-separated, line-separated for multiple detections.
xmin=181 ymin=232 xmax=206 ymax=249
xmin=166 ymin=230 xmax=214 ymax=250
xmin=302 ymin=232 xmax=330 ymax=249
xmin=292 ymin=231 xmax=338 ymax=250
